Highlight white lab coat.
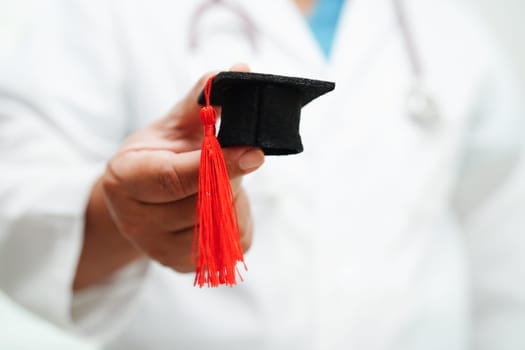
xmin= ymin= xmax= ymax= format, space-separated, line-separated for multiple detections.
xmin=0 ymin=0 xmax=524 ymax=349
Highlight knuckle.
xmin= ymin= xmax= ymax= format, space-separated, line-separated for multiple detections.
xmin=119 ymin=221 xmax=145 ymax=238
xmin=101 ymin=168 xmax=121 ymax=196
xmin=171 ymin=263 xmax=195 ymax=274
xmin=148 ymin=242 xmax=195 ymax=273
xmin=158 ymin=165 xmax=187 ymax=198
xmin=148 ymin=247 xmax=171 ymax=267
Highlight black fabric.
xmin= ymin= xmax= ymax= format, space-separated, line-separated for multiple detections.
xmin=198 ymin=72 xmax=335 ymax=155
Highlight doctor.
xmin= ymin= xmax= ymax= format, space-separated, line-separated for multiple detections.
xmin=0 ymin=0 xmax=524 ymax=349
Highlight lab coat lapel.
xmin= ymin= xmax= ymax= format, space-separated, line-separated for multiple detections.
xmin=329 ymin=0 xmax=395 ymax=83
xmin=210 ymin=0 xmax=394 ymax=78
xmin=240 ymin=0 xmax=325 ymax=65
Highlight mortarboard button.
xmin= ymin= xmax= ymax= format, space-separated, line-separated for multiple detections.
xmin=198 ymin=72 xmax=335 ymax=155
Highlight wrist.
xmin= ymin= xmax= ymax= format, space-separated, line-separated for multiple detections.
xmin=74 ymin=176 xmax=143 ymax=291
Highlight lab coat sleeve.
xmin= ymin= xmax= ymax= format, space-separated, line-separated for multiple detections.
xmin=453 ymin=48 xmax=525 ymax=348
xmin=0 ymin=0 xmax=147 ymax=341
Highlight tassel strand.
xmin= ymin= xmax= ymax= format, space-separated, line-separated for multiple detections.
xmin=192 ymin=76 xmax=246 ymax=288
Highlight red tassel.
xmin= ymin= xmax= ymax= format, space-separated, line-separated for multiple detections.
xmin=192 ymin=76 xmax=246 ymax=288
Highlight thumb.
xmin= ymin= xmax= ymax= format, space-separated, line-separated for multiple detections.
xmin=160 ymin=63 xmax=252 ymax=131
xmin=223 ymin=146 xmax=265 ymax=179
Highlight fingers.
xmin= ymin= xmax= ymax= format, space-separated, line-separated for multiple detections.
xmin=127 ymin=187 xmax=254 ymax=273
xmin=142 ymin=230 xmax=195 ymax=272
xmin=158 ymin=63 xmax=252 ymax=132
xmin=105 ymin=147 xmax=264 ymax=203
xmin=106 ymin=193 xmax=198 ymax=235
xmin=106 ymin=149 xmax=201 ymax=203
xmin=106 ymin=187 xmax=246 ymax=236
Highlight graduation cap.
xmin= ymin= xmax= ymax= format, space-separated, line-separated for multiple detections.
xmin=198 ymin=71 xmax=335 ymax=155
xmin=192 ymin=72 xmax=335 ymax=288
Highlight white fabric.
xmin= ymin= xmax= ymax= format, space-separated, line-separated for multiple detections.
xmin=0 ymin=0 xmax=524 ymax=349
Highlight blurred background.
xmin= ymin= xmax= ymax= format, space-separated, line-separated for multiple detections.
xmin=0 ymin=0 xmax=524 ymax=349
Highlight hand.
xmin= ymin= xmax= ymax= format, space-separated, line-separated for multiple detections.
xmin=75 ymin=65 xmax=264 ymax=289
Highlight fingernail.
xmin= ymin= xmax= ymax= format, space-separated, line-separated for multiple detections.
xmin=239 ymin=149 xmax=264 ymax=170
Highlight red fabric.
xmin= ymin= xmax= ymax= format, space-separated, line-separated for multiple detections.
xmin=192 ymin=76 xmax=246 ymax=287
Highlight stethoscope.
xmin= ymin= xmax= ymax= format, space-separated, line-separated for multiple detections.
xmin=189 ymin=0 xmax=441 ymax=128
xmin=391 ymin=0 xmax=440 ymax=129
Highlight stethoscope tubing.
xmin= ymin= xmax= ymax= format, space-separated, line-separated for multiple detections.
xmin=189 ymin=0 xmax=440 ymax=127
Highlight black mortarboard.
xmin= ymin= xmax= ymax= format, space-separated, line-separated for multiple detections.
xmin=198 ymin=72 xmax=335 ymax=155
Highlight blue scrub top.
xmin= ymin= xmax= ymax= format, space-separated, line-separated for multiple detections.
xmin=307 ymin=0 xmax=346 ymax=58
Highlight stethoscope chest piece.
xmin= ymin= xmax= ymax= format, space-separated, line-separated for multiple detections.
xmin=406 ymin=81 xmax=441 ymax=130
xmin=393 ymin=0 xmax=441 ymax=130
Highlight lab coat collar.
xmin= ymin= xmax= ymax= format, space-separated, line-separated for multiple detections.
xmin=239 ymin=0 xmax=394 ymax=74
xmin=329 ymin=0 xmax=395 ymax=79
xmin=241 ymin=0 xmax=325 ymax=65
